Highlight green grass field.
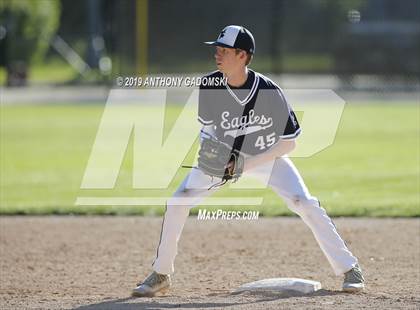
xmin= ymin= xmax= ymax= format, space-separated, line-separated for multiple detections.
xmin=1 ymin=102 xmax=419 ymax=217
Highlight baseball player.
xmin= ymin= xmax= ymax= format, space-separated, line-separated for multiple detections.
xmin=132 ymin=25 xmax=364 ymax=297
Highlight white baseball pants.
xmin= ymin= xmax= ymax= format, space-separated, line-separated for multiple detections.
xmin=152 ymin=156 xmax=358 ymax=276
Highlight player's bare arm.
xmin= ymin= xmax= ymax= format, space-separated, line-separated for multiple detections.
xmin=243 ymin=139 xmax=296 ymax=172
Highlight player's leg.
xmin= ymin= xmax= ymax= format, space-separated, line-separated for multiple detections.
xmin=133 ymin=168 xmax=219 ymax=296
xmin=152 ymin=168 xmax=218 ymax=275
xmin=248 ymin=157 xmax=360 ymax=277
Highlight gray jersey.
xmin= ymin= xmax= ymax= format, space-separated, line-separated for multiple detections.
xmin=198 ymin=69 xmax=300 ymax=155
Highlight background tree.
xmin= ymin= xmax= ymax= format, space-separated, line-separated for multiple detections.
xmin=0 ymin=0 xmax=60 ymax=86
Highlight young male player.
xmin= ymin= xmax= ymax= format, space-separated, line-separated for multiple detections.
xmin=132 ymin=25 xmax=365 ymax=297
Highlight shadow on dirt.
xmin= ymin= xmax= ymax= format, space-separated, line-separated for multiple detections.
xmin=74 ymin=289 xmax=344 ymax=309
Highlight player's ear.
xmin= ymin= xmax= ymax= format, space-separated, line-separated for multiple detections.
xmin=236 ymin=49 xmax=246 ymax=60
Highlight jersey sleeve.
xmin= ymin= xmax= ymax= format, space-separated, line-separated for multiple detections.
xmin=275 ymin=88 xmax=301 ymax=140
xmin=281 ymin=108 xmax=301 ymax=140
xmin=198 ymin=85 xmax=215 ymax=125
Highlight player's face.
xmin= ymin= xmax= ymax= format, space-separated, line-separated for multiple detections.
xmin=214 ymin=46 xmax=244 ymax=73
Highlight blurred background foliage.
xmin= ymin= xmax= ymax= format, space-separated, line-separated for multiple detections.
xmin=0 ymin=0 xmax=60 ymax=85
xmin=0 ymin=0 xmax=60 ymax=62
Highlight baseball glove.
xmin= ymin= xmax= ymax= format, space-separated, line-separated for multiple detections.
xmin=198 ymin=135 xmax=245 ymax=188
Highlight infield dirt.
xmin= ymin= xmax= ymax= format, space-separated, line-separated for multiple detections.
xmin=1 ymin=216 xmax=419 ymax=309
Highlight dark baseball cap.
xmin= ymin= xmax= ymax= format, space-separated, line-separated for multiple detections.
xmin=204 ymin=25 xmax=255 ymax=54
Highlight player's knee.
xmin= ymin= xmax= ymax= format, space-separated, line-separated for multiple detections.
xmin=287 ymin=195 xmax=320 ymax=217
xmin=172 ymin=186 xmax=195 ymax=199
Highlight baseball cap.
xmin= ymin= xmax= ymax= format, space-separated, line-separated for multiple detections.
xmin=204 ymin=25 xmax=255 ymax=54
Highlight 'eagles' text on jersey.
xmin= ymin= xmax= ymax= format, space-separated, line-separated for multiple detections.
xmin=198 ymin=70 xmax=300 ymax=155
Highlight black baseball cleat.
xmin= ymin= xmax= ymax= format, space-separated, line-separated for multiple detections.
xmin=342 ymin=264 xmax=365 ymax=292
